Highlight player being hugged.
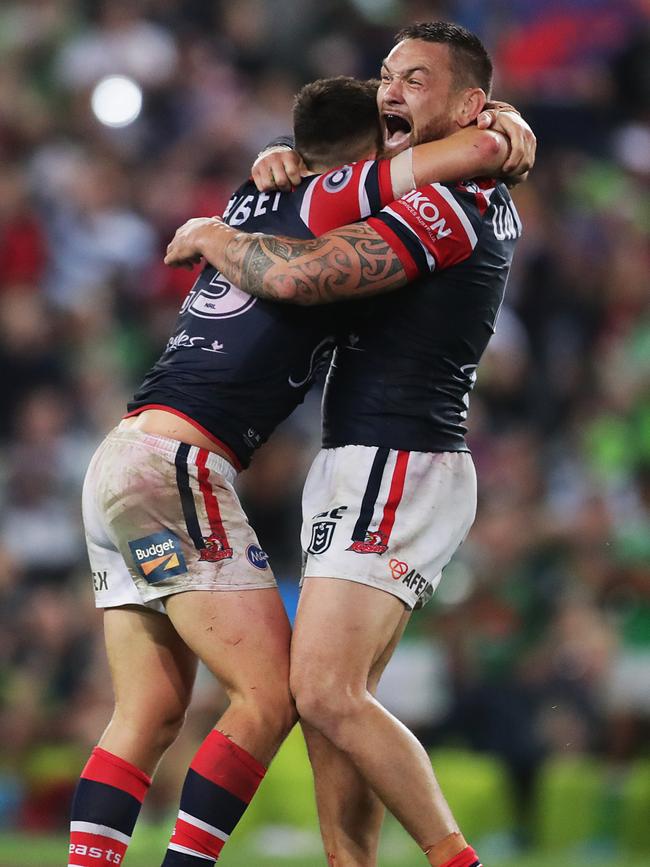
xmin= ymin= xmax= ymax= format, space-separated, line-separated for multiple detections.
xmin=165 ymin=21 xmax=532 ymax=867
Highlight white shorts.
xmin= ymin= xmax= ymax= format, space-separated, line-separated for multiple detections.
xmin=301 ymin=446 xmax=477 ymax=609
xmin=82 ymin=423 xmax=276 ymax=612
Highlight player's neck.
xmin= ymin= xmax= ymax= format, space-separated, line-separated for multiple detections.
xmin=309 ymin=148 xmax=378 ymax=174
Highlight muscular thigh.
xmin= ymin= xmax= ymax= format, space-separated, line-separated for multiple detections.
xmin=165 ymin=587 xmax=292 ymax=697
xmin=291 ymin=577 xmax=408 ymax=691
xmin=104 ymin=605 xmax=198 ymax=718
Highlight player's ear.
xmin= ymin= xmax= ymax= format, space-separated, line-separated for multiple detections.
xmin=455 ymin=88 xmax=487 ymax=128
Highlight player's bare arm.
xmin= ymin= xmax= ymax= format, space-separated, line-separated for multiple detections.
xmin=168 ymin=125 xmax=520 ymax=271
xmin=392 ymin=126 xmax=508 ymax=197
xmin=165 ymin=218 xmax=408 ymax=304
xmin=253 ymin=106 xmax=535 ymax=193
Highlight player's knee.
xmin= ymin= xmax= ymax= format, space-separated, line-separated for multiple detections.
xmin=291 ymin=670 xmax=365 ymax=737
xmin=155 ymin=709 xmax=188 ymax=751
xmin=234 ymin=680 xmax=297 ymax=741
xmin=112 ymin=702 xmax=187 ymax=753
xmin=265 ymin=687 xmax=298 ymax=740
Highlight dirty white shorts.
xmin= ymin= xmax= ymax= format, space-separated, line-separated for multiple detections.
xmin=82 ymin=423 xmax=276 ymax=612
xmin=301 ymin=446 xmax=476 ymax=609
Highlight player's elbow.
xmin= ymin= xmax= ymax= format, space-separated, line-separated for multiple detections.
xmin=477 ymin=129 xmax=507 ymax=162
xmin=271 ymin=279 xmax=300 ymax=302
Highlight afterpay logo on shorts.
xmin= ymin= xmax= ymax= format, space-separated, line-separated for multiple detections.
xmin=128 ymin=531 xmax=187 ymax=583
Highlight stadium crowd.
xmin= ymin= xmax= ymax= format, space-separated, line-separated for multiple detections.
xmin=0 ymin=0 xmax=648 ymax=853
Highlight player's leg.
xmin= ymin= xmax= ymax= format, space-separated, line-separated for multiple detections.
xmin=302 ymin=607 xmax=409 ymax=867
xmin=69 ymin=606 xmax=197 ymax=867
xmin=297 ymin=446 xmax=480 ymax=865
xmin=291 ymin=577 xmax=476 ymax=867
xmin=81 ymin=426 xmax=295 ymax=864
xmin=159 ymin=586 xmax=296 ymax=865
xmin=99 ymin=606 xmax=198 ymax=770
xmin=166 ymin=586 xmax=295 ymax=764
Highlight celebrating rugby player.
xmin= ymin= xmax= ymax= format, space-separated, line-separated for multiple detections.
xmin=164 ymin=22 xmax=532 ymax=867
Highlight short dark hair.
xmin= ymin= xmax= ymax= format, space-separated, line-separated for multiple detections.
xmin=395 ymin=21 xmax=493 ymax=95
xmin=293 ymin=76 xmax=382 ymax=168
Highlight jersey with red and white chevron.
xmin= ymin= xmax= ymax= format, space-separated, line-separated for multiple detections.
xmin=127 ymin=158 xmax=393 ymax=469
xmin=322 ymin=178 xmax=522 ymax=454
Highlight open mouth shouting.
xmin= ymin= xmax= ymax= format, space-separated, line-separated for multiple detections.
xmin=382 ymin=113 xmax=412 ymax=150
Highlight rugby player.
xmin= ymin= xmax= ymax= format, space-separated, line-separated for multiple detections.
xmin=164 ymin=22 xmax=526 ymax=867
xmin=70 ymin=68 xmax=529 ymax=867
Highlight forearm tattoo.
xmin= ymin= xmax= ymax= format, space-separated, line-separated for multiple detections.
xmin=216 ymin=223 xmax=408 ymax=304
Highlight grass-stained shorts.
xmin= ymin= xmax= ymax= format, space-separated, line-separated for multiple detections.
xmin=301 ymin=446 xmax=476 ymax=609
xmin=82 ymin=423 xmax=276 ymax=612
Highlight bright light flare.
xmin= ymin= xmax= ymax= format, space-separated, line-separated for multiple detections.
xmin=91 ymin=75 xmax=143 ymax=128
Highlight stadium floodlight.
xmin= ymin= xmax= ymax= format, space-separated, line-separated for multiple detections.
xmin=91 ymin=75 xmax=143 ymax=128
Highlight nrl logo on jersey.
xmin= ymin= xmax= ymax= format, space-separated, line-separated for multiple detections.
xmin=306 ymin=506 xmax=348 ymax=555
xmin=182 ymin=272 xmax=256 ymax=319
xmin=307 ymin=520 xmax=336 ymax=554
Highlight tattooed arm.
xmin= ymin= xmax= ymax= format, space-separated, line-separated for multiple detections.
xmin=164 ymin=217 xmax=408 ymax=304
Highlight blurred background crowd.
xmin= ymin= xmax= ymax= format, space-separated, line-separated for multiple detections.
xmin=0 ymin=0 xmax=648 ymax=859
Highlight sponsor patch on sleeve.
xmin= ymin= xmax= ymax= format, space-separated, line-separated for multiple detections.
xmin=128 ymin=531 xmax=187 ymax=583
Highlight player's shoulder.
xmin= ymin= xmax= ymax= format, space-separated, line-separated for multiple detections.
xmin=442 ymin=179 xmax=520 ymax=231
xmin=438 ymin=177 xmax=503 ymax=214
xmin=298 ymin=158 xmax=390 ymax=235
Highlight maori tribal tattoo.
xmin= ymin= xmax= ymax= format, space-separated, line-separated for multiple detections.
xmin=215 ymin=222 xmax=408 ymax=304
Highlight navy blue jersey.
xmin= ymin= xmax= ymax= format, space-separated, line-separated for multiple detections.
xmin=322 ymin=179 xmax=522 ymax=452
xmin=127 ymin=159 xmax=394 ymax=468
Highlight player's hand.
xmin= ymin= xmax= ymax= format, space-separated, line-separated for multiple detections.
xmin=164 ymin=217 xmax=224 ymax=269
xmin=476 ymin=101 xmax=536 ymax=184
xmin=252 ymin=146 xmax=309 ymax=193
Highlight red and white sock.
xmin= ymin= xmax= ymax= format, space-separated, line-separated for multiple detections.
xmin=68 ymin=746 xmax=151 ymax=866
xmin=161 ymin=729 xmax=266 ymax=864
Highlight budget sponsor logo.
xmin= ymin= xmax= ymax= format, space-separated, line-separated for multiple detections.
xmin=128 ymin=531 xmax=187 ymax=583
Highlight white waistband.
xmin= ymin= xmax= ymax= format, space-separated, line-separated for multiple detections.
xmin=113 ymin=421 xmax=237 ymax=483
